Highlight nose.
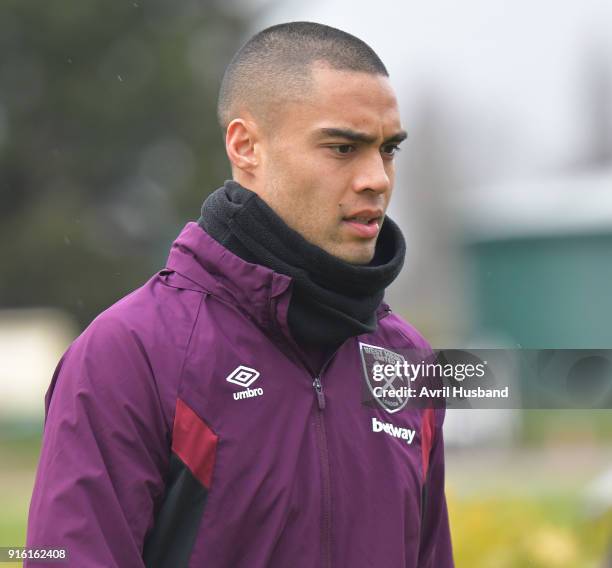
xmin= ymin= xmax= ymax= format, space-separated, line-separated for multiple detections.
xmin=352 ymin=151 xmax=392 ymax=195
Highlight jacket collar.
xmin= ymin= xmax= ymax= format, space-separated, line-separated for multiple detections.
xmin=165 ymin=222 xmax=293 ymax=330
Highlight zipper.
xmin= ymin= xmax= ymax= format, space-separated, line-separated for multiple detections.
xmin=313 ymin=376 xmax=326 ymax=410
xmin=313 ymin=391 xmax=332 ymax=568
xmin=270 ymin=298 xmax=393 ymax=568
xmin=309 ymin=349 xmax=344 ymax=568
xmin=272 ymin=339 xmax=336 ymax=567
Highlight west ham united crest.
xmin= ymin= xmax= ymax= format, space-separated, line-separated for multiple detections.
xmin=359 ymin=342 xmax=410 ymax=414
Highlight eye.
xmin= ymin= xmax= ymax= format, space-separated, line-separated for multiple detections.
xmin=381 ymin=144 xmax=401 ymax=157
xmin=330 ymin=144 xmax=356 ymax=155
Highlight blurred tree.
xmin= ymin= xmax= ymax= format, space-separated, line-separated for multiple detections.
xmin=0 ymin=0 xmax=249 ymax=329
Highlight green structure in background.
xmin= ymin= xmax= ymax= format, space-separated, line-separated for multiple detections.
xmin=463 ymin=173 xmax=612 ymax=431
xmin=470 ymin=231 xmax=612 ymax=349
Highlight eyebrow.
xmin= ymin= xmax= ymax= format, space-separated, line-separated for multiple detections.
xmin=316 ymin=127 xmax=408 ymax=145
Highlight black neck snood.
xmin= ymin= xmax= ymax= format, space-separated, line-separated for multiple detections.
xmin=197 ymin=180 xmax=406 ymax=351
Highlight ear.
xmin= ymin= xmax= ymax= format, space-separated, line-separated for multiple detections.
xmin=225 ymin=118 xmax=259 ymax=173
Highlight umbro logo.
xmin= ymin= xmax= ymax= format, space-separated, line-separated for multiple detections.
xmin=226 ymin=365 xmax=260 ymax=387
xmin=226 ymin=365 xmax=264 ymax=401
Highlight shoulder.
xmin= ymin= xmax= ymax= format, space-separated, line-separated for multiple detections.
xmin=376 ymin=308 xmax=432 ymax=352
xmin=81 ymin=269 xmax=204 ymax=351
xmin=52 ymin=271 xmax=205 ymax=427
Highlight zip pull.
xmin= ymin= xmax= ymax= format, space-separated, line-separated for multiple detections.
xmin=312 ymin=377 xmax=326 ymax=410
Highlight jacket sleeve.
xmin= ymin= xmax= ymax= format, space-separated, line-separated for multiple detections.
xmin=417 ymin=407 xmax=455 ymax=567
xmin=25 ymin=314 xmax=171 ymax=568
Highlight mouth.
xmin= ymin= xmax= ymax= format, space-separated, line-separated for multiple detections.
xmin=341 ymin=211 xmax=383 ymax=239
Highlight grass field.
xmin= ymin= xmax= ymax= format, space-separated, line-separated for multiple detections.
xmin=0 ymin=432 xmax=40 ymax=568
xmin=446 ymin=444 xmax=612 ymax=567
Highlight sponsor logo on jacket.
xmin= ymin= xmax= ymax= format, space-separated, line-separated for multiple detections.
xmin=371 ymin=416 xmax=415 ymax=444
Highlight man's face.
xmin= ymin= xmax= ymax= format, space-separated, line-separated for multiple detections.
xmin=255 ymin=64 xmax=405 ymax=264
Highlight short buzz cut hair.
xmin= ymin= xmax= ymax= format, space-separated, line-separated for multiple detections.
xmin=216 ymin=21 xmax=389 ymax=131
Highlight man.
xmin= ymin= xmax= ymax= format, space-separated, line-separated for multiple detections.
xmin=26 ymin=21 xmax=453 ymax=567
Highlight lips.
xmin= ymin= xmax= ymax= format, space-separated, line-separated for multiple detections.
xmin=342 ymin=210 xmax=383 ymax=239
xmin=344 ymin=215 xmax=378 ymax=224
xmin=343 ymin=208 xmax=383 ymax=224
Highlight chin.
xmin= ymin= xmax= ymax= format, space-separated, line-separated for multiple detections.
xmin=335 ymin=245 xmax=376 ymax=265
xmin=315 ymin=234 xmax=376 ymax=264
